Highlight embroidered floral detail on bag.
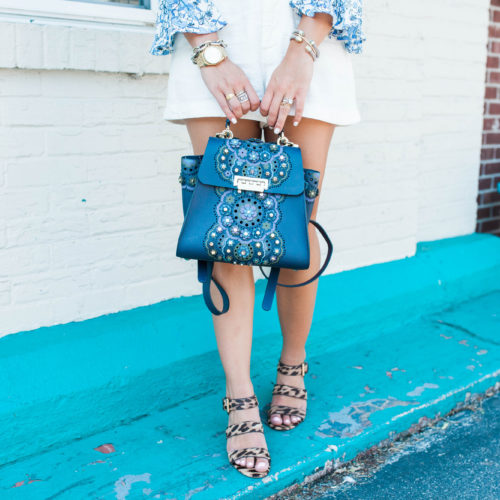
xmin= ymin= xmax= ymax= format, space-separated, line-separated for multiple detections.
xmin=179 ymin=159 xmax=199 ymax=190
xmin=204 ymin=139 xmax=291 ymax=265
xmin=304 ymin=169 xmax=320 ymax=202
xmin=204 ymin=190 xmax=284 ymax=265
xmin=214 ymin=138 xmax=291 ymax=187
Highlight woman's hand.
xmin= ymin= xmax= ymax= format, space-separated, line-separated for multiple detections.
xmin=183 ymin=33 xmax=260 ymax=123
xmin=260 ymin=12 xmax=333 ymax=132
xmin=259 ymin=44 xmax=314 ymax=133
xmin=199 ymin=58 xmax=261 ymax=123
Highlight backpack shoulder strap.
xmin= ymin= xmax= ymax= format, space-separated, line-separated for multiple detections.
xmin=198 ymin=261 xmax=230 ymax=315
xmin=259 ymin=219 xmax=333 ymax=294
xmin=262 ymin=267 xmax=281 ymax=311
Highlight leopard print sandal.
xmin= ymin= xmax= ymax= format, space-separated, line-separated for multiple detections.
xmin=267 ymin=360 xmax=309 ymax=431
xmin=222 ymin=394 xmax=271 ymax=478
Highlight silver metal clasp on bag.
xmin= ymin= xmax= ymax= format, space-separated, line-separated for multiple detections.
xmin=215 ymin=123 xmax=234 ymax=139
xmin=277 ymin=131 xmax=299 ymax=147
xmin=233 ymin=175 xmax=269 ymax=193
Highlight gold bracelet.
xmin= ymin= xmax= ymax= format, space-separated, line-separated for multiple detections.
xmin=290 ymin=29 xmax=320 ymax=61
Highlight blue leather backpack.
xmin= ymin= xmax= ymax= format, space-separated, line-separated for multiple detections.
xmin=177 ymin=120 xmax=332 ymax=315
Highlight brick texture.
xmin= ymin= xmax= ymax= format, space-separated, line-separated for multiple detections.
xmin=478 ymin=0 xmax=500 ymax=235
xmin=0 ymin=21 xmax=170 ymax=75
xmin=0 ymin=68 xmax=197 ymax=334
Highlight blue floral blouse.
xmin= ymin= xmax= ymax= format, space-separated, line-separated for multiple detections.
xmin=150 ymin=0 xmax=365 ymax=56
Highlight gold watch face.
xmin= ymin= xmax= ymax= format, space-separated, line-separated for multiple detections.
xmin=203 ymin=45 xmax=224 ymax=65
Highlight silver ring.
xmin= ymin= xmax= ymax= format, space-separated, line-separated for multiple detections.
xmin=236 ymin=90 xmax=249 ymax=103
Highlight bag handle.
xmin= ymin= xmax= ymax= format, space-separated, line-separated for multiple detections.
xmin=216 ymin=118 xmax=298 ymax=147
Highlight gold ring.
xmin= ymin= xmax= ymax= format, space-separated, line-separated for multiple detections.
xmin=225 ymin=93 xmax=235 ymax=101
xmin=281 ymin=97 xmax=294 ymax=106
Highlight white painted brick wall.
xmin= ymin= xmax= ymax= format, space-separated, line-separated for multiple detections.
xmin=0 ymin=0 xmax=490 ymax=335
xmin=418 ymin=0 xmax=489 ymax=240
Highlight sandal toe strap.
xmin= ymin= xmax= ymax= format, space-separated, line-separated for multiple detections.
xmin=228 ymin=447 xmax=271 ymax=463
xmin=269 ymin=404 xmax=306 ymax=418
xmin=226 ymin=420 xmax=264 ymax=438
xmin=272 ymin=383 xmax=307 ymax=400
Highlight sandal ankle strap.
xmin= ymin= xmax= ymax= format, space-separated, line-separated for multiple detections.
xmin=277 ymin=360 xmax=308 ymax=376
xmin=222 ymin=394 xmax=259 ymax=414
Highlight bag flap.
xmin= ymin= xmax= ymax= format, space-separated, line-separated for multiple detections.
xmin=197 ymin=136 xmax=304 ymax=195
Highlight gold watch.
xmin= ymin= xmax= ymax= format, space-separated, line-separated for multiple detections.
xmin=191 ymin=41 xmax=227 ymax=68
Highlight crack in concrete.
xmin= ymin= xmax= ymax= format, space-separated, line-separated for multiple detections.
xmin=433 ymin=320 xmax=500 ymax=346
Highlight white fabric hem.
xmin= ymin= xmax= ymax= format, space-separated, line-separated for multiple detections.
xmin=163 ymin=105 xmax=361 ymax=127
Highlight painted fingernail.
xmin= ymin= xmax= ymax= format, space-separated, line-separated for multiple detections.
xmin=231 ymin=118 xmax=237 ymax=124
xmin=274 ymin=127 xmax=280 ymax=134
xmin=294 ymin=121 xmax=299 ymax=126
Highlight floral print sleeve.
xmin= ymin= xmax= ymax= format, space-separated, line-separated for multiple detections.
xmin=289 ymin=0 xmax=365 ymax=54
xmin=150 ymin=0 xmax=226 ymax=55
xmin=150 ymin=0 xmax=364 ymax=56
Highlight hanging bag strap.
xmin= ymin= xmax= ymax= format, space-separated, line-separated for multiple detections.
xmin=198 ymin=260 xmax=230 ymax=315
xmin=262 ymin=267 xmax=281 ymax=311
xmin=261 ymin=219 xmax=333 ymax=311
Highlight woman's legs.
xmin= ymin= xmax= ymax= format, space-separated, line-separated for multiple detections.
xmin=264 ymin=117 xmax=335 ymax=427
xmin=185 ymin=117 xmax=268 ymax=472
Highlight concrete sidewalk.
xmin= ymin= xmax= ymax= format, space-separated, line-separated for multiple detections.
xmin=0 ymin=234 xmax=499 ymax=498
xmin=298 ymin=392 xmax=500 ymax=499
xmin=2 ymin=292 xmax=499 ymax=498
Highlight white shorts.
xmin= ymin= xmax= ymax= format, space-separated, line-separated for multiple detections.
xmin=163 ymin=0 xmax=361 ymax=127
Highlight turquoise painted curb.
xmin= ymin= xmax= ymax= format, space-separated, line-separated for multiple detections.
xmin=0 ymin=233 xmax=499 ymax=475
